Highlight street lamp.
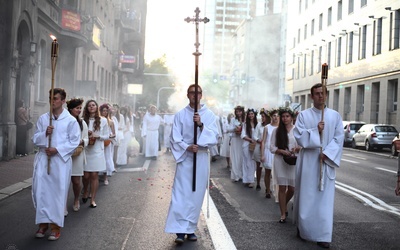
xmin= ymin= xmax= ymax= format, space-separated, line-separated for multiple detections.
xmin=156 ymin=87 xmax=175 ymax=109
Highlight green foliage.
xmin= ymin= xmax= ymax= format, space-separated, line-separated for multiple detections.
xmin=138 ymin=55 xmax=175 ymax=111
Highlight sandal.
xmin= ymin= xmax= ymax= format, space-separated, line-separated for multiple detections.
xmin=279 ymin=218 xmax=286 ymax=223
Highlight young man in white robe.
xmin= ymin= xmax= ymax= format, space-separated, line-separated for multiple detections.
xmin=165 ymin=84 xmax=219 ymax=244
xmin=32 ymin=88 xmax=81 ymax=241
xmin=141 ymin=105 xmax=163 ymax=159
xmin=293 ymin=83 xmax=344 ymax=249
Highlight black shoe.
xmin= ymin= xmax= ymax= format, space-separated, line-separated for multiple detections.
xmin=256 ymin=185 xmax=261 ymax=191
xmin=317 ymin=242 xmax=330 ymax=248
xmin=82 ymin=197 xmax=88 ymax=204
xmin=187 ymin=233 xmax=197 ymax=241
xmin=175 ymin=234 xmax=185 ymax=244
xmin=285 ymin=211 xmax=288 ymax=217
xmin=278 ymin=218 xmax=286 ymax=223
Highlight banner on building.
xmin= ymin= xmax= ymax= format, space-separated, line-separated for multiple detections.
xmin=62 ymin=10 xmax=81 ymax=31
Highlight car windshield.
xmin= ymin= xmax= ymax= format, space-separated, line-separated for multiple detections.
xmin=375 ymin=126 xmax=398 ymax=132
xmin=350 ymin=124 xmax=364 ymax=130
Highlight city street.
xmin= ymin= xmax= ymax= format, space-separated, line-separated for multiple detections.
xmin=1 ymin=147 xmax=400 ymax=249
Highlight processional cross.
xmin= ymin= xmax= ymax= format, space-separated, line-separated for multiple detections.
xmin=184 ymin=7 xmax=209 ymax=192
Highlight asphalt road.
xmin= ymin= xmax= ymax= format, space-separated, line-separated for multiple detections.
xmin=1 ymin=148 xmax=400 ymax=249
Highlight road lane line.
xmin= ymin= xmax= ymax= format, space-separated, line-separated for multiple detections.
xmin=336 ymin=181 xmax=400 ymax=216
xmin=116 ymin=160 xmax=151 ymax=173
xmin=120 ymin=218 xmax=136 ymax=250
xmin=336 ymin=181 xmax=400 ymax=211
xmin=375 ymin=167 xmax=397 ymax=174
xmin=202 ymin=189 xmax=237 ymax=250
xmin=341 ymin=159 xmax=359 ymax=164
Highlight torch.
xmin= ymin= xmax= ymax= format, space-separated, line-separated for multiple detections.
xmin=319 ymin=63 xmax=328 ymax=191
xmin=47 ymin=35 xmax=59 ymax=175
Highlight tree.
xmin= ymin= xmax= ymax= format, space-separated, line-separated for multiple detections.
xmin=139 ymin=55 xmax=175 ymax=112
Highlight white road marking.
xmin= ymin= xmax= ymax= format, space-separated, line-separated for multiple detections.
xmin=336 ymin=181 xmax=400 ymax=217
xmin=202 ymin=190 xmax=237 ymax=250
xmin=349 ymin=155 xmax=366 ymax=160
xmin=375 ymin=167 xmax=397 ymax=174
xmin=120 ymin=218 xmax=136 ymax=250
xmin=341 ymin=158 xmax=359 ymax=164
xmin=118 ymin=159 xmax=236 ymax=249
xmin=116 ymin=160 xmax=151 ymax=172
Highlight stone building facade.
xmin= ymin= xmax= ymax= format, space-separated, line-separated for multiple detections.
xmin=0 ymin=0 xmax=146 ymax=160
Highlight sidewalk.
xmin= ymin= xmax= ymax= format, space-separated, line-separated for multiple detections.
xmin=0 ymin=154 xmax=35 ymax=201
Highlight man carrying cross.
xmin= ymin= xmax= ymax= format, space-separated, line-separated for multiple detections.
xmin=164 ymin=84 xmax=219 ymax=244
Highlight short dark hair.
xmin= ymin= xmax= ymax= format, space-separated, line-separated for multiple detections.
xmin=49 ymin=88 xmax=67 ymax=100
xmin=310 ymin=83 xmax=327 ymax=96
xmin=187 ymin=84 xmax=202 ymax=93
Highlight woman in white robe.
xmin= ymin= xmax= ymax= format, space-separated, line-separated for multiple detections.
xmin=67 ymin=98 xmax=89 ymax=212
xmin=228 ymin=106 xmax=245 ymax=182
xmin=270 ymin=108 xmax=301 ymax=223
xmin=253 ymin=111 xmax=268 ymax=191
xmin=100 ymin=104 xmax=116 ymax=185
xmin=240 ymin=108 xmax=258 ymax=188
xmin=260 ymin=109 xmax=279 ymax=199
xmin=219 ymin=114 xmax=233 ymax=168
xmin=82 ymin=100 xmax=109 ymax=208
xmin=110 ymin=105 xmax=120 ymax=165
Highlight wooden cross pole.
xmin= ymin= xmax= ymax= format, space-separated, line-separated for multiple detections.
xmin=184 ymin=7 xmax=209 ymax=192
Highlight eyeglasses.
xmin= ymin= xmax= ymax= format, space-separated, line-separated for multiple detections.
xmin=188 ymin=91 xmax=202 ymax=95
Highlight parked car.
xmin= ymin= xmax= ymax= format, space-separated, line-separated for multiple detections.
xmin=343 ymin=121 xmax=365 ymax=146
xmin=391 ymin=133 xmax=400 ymax=156
xmin=351 ymin=124 xmax=398 ymax=151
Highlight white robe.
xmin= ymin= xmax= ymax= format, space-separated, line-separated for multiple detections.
xmin=32 ymin=109 xmax=80 ymax=227
xmin=116 ymin=117 xmax=130 ymax=165
xmin=210 ymin=115 xmax=222 ymax=157
xmin=293 ymin=107 xmax=344 ymax=243
xmin=85 ymin=117 xmax=109 ymax=172
xmin=241 ymin=123 xmax=256 ymax=184
xmin=163 ymin=114 xmax=174 ymax=148
xmin=262 ymin=124 xmax=277 ymax=169
xmin=270 ymin=126 xmax=298 ymax=186
xmin=141 ymin=114 xmax=163 ymax=157
xmin=252 ymin=123 xmax=265 ymax=163
xmin=219 ymin=117 xmax=231 ymax=158
xmin=229 ymin=118 xmax=243 ymax=181
xmin=104 ymin=121 xmax=115 ymax=175
xmin=165 ymin=104 xmax=218 ymax=234
xmin=71 ymin=120 xmax=89 ymax=176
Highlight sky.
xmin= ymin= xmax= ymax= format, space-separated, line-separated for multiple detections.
xmin=145 ymin=0 xmax=207 ymax=110
xmin=145 ymin=0 xmax=206 ymax=76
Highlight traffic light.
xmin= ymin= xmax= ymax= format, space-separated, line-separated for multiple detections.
xmin=241 ymin=73 xmax=247 ymax=84
xmin=213 ymin=73 xmax=218 ymax=83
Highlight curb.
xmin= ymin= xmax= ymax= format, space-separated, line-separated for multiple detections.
xmin=0 ymin=178 xmax=32 ymax=201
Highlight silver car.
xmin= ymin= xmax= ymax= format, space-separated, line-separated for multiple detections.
xmin=343 ymin=121 xmax=365 ymax=146
xmin=352 ymin=124 xmax=398 ymax=151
